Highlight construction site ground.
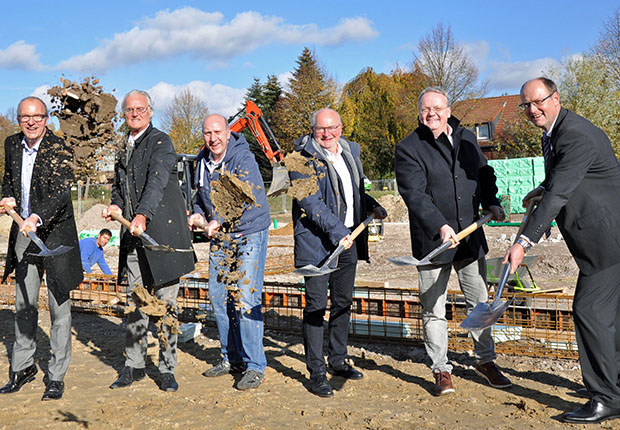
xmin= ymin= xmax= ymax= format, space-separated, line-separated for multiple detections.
xmin=0 ymin=203 xmax=597 ymax=430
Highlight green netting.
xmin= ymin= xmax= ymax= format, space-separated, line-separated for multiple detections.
xmin=489 ymin=157 xmax=544 ymax=214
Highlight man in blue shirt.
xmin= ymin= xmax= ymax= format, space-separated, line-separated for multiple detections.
xmin=79 ymin=229 xmax=113 ymax=275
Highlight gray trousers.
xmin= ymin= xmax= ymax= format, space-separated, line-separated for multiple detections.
xmin=12 ymin=233 xmax=72 ymax=381
xmin=417 ymin=257 xmax=496 ymax=373
xmin=124 ymin=250 xmax=179 ymax=374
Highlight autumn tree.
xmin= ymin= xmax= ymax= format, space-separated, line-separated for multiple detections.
xmin=160 ymin=89 xmax=208 ymax=155
xmin=272 ymin=47 xmax=335 ymax=151
xmin=593 ymin=7 xmax=620 ymax=86
xmin=493 ymin=115 xmax=542 ymax=158
xmin=0 ymin=111 xmax=19 ymax=177
xmin=338 ymin=66 xmax=426 ymax=178
xmin=414 ymin=23 xmax=487 ymax=103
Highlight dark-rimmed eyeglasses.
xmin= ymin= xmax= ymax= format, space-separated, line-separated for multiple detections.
xmin=519 ymin=93 xmax=554 ymax=111
xmin=18 ymin=114 xmax=47 ymax=123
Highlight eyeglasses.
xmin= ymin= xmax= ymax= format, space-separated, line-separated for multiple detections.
xmin=419 ymin=106 xmax=449 ymax=115
xmin=18 ymin=114 xmax=47 ymax=123
xmin=519 ymin=93 xmax=554 ymax=110
xmin=125 ymin=107 xmax=149 ymax=115
xmin=313 ymin=124 xmax=341 ymax=134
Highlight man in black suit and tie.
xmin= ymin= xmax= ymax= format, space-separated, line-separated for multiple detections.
xmin=0 ymin=96 xmax=83 ymax=400
xmin=505 ymin=77 xmax=620 ymax=424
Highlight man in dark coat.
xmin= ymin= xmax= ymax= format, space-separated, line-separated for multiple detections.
xmin=103 ymin=90 xmax=194 ymax=392
xmin=504 ymin=77 xmax=620 ymax=424
xmin=395 ymin=87 xmax=511 ymax=397
xmin=0 ymin=96 xmax=83 ymax=401
xmin=290 ymin=108 xmax=386 ymax=398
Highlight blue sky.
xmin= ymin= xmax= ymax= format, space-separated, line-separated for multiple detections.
xmin=0 ymin=1 xmax=617 ymax=127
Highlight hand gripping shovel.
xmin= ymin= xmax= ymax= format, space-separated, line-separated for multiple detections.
xmin=109 ymin=211 xmax=193 ymax=253
xmin=3 ymin=204 xmax=73 ymax=257
xmin=388 ymin=213 xmax=493 ymax=267
xmin=461 ymin=198 xmax=541 ymax=331
xmin=294 ymin=214 xmax=375 ymax=277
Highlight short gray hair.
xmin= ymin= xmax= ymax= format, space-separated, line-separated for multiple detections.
xmin=121 ymin=90 xmax=153 ymax=112
xmin=417 ymin=87 xmax=450 ymax=111
xmin=17 ymin=96 xmax=48 ymax=117
xmin=311 ymin=108 xmax=341 ymax=127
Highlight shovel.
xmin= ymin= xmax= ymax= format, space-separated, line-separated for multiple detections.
xmin=388 ymin=213 xmax=493 ymax=267
xmin=461 ymin=197 xmax=541 ymax=331
xmin=3 ymin=204 xmax=73 ymax=257
xmin=294 ymin=214 xmax=375 ymax=277
xmin=109 ymin=211 xmax=193 ymax=253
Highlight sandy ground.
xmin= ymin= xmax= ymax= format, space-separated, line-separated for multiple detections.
xmin=0 ymin=216 xmax=600 ymax=430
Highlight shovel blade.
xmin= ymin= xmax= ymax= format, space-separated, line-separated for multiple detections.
xmin=266 ymin=165 xmax=290 ymax=197
xmin=460 ymin=299 xmax=512 ymax=331
xmin=387 ymin=256 xmax=421 ymax=266
xmin=28 ymin=244 xmax=73 ymax=258
xmin=293 ymin=264 xmax=338 ymax=277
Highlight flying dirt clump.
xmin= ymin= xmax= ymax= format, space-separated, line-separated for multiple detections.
xmin=283 ymin=151 xmax=323 ymax=201
xmin=127 ymin=285 xmax=180 ymax=350
xmin=47 ymin=77 xmax=118 ymax=182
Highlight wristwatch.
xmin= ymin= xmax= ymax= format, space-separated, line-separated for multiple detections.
xmin=516 ymin=237 xmax=532 ymax=253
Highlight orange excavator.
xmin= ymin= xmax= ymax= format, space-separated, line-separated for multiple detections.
xmin=228 ymin=100 xmax=289 ymax=197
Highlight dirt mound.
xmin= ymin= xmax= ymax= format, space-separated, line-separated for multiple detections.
xmin=377 ymin=194 xmax=408 ymax=223
xmin=77 ymin=203 xmax=121 ymax=233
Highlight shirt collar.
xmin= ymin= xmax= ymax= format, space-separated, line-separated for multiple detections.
xmin=21 ymin=137 xmax=42 ymax=153
xmin=545 ymin=114 xmax=559 ymax=137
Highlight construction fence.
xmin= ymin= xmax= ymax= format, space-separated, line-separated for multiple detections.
xmin=54 ymin=273 xmax=578 ymax=360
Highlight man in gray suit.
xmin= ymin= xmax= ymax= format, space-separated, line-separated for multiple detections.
xmin=505 ymin=77 xmax=620 ymax=424
xmin=0 ymin=96 xmax=83 ymax=400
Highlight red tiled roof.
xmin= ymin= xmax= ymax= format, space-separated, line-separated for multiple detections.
xmin=452 ymin=94 xmax=521 ymax=131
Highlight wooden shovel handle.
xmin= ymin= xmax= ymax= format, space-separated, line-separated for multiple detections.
xmin=454 ymin=213 xmax=493 ymax=242
xmin=105 ymin=209 xmax=145 ymax=235
xmin=3 ymin=204 xmax=32 ymax=233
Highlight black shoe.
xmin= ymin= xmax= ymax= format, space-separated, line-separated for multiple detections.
xmin=41 ymin=380 xmax=64 ymax=401
xmin=561 ymin=399 xmax=620 ymax=424
xmin=309 ymin=373 xmax=333 ymax=398
xmin=328 ymin=362 xmax=363 ymax=380
xmin=160 ymin=373 xmax=178 ymax=392
xmin=109 ymin=366 xmax=146 ymax=389
xmin=0 ymin=364 xmax=38 ymax=394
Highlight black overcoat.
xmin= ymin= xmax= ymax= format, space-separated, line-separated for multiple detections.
xmin=111 ymin=124 xmax=195 ymax=286
xmin=1 ymin=129 xmax=83 ymax=302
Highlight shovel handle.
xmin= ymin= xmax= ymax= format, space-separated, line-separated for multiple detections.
xmin=515 ymin=196 xmax=542 ymax=240
xmin=107 ymin=210 xmax=145 ymax=236
xmin=454 ymin=212 xmax=493 ymax=242
xmin=324 ymin=215 xmax=375 ymax=268
xmin=3 ymin=204 xmax=32 ymax=233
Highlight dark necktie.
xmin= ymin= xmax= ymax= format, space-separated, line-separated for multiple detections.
xmin=542 ymin=133 xmax=552 ymax=166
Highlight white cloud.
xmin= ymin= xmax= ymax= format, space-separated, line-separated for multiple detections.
xmin=487 ymin=58 xmax=561 ymax=90
xmin=462 ymin=41 xmax=491 ymax=72
xmin=147 ymin=80 xmax=246 ymax=119
xmin=277 ymin=72 xmax=293 ymax=92
xmin=0 ymin=41 xmax=46 ymax=71
xmin=31 ymin=85 xmax=54 ymax=110
xmin=56 ymin=8 xmax=378 ymax=72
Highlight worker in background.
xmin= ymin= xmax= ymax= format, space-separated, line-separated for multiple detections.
xmin=0 ymin=96 xmax=83 ymax=401
xmin=103 ymin=89 xmax=195 ymax=392
xmin=395 ymin=87 xmax=511 ymax=397
xmin=290 ymin=108 xmax=387 ymax=398
xmin=79 ymin=228 xmax=113 ymax=275
xmin=188 ymin=113 xmax=270 ymax=391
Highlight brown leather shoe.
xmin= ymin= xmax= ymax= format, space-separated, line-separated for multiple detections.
xmin=433 ymin=370 xmax=455 ymax=396
xmin=474 ymin=362 xmax=512 ymax=388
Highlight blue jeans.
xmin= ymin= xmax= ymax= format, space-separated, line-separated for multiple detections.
xmin=209 ymin=229 xmax=268 ymax=372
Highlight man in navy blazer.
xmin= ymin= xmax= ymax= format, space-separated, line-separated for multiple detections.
xmin=505 ymin=77 xmax=620 ymax=424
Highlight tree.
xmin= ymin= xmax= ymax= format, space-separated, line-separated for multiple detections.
xmin=0 ymin=112 xmax=19 ymax=177
xmin=552 ymin=54 xmax=620 ymax=155
xmin=261 ymin=74 xmax=283 ymax=123
xmin=272 ymin=47 xmax=335 ymax=151
xmin=338 ymin=66 xmax=427 ymax=178
xmin=593 ymin=7 xmax=620 ymax=87
xmin=414 ymin=23 xmax=487 ymax=103
xmin=493 ymin=115 xmax=542 ymax=158
xmin=160 ymin=89 xmax=208 ymax=155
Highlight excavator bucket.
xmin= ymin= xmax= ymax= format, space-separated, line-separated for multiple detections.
xmin=267 ymin=164 xmax=290 ymax=197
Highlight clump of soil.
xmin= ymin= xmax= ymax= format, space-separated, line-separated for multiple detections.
xmin=210 ymin=172 xmax=256 ymax=221
xmin=47 ymin=77 xmax=118 ymax=183
xmin=128 ymin=285 xmax=180 ymax=350
xmin=284 ymin=151 xmax=323 ymax=201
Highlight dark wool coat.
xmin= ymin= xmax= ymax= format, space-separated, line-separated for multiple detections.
xmin=395 ymin=116 xmax=500 ymax=264
xmin=111 ymin=124 xmax=195 ymax=286
xmin=2 ymin=129 xmax=83 ymax=302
